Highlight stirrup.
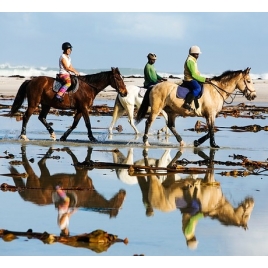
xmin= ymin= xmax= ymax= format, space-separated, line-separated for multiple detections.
xmin=54 ymin=94 xmax=63 ymax=102
xmin=182 ymin=103 xmax=192 ymax=111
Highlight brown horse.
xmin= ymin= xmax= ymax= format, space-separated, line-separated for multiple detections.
xmin=9 ymin=146 xmax=126 ymax=219
xmin=9 ymin=67 xmax=127 ymax=142
xmin=136 ymin=68 xmax=257 ymax=148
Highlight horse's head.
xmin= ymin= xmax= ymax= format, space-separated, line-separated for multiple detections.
xmin=237 ymin=67 xmax=257 ymax=101
xmin=110 ymin=67 xmax=127 ymax=97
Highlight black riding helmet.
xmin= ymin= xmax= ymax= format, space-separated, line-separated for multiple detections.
xmin=62 ymin=42 xmax=72 ymax=51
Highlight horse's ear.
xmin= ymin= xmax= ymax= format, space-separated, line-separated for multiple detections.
xmin=245 ymin=67 xmax=251 ymax=74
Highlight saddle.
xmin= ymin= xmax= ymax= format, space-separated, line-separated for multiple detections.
xmin=52 ymin=74 xmax=79 ymax=93
xmin=176 ymin=82 xmax=204 ymax=109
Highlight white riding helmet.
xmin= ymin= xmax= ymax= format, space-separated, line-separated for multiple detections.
xmin=189 ymin=46 xmax=202 ymax=54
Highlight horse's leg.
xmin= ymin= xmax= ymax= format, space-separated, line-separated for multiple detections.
xmin=38 ymin=105 xmax=56 ymax=140
xmin=194 ymin=133 xmax=210 ymax=147
xmin=126 ymin=104 xmax=140 ymax=134
xmin=208 ymin=127 xmax=219 ymax=148
xmin=157 ymin=110 xmax=169 ymax=135
xmin=166 ymin=113 xmax=185 ymax=147
xmin=60 ymin=112 xmax=82 ymax=141
xmin=20 ymin=107 xmax=36 ymax=141
xmin=82 ymin=109 xmax=98 ymax=142
xmin=143 ymin=113 xmax=158 ymax=146
xmin=194 ymin=115 xmax=219 ymax=148
xmin=108 ymin=97 xmax=125 ymax=135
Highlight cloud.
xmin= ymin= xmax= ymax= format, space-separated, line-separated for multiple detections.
xmin=100 ymin=13 xmax=186 ymax=40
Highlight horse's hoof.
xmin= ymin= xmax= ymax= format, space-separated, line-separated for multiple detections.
xmin=20 ymin=135 xmax=29 ymax=141
xmin=194 ymin=140 xmax=200 ymax=147
xmin=50 ymin=133 xmax=56 ymax=141
xmin=60 ymin=137 xmax=66 ymax=141
xmin=89 ymin=137 xmax=98 ymax=143
xmin=144 ymin=141 xmax=150 ymax=147
xmin=211 ymin=144 xmax=220 ymax=149
xmin=180 ymin=140 xmax=186 ymax=147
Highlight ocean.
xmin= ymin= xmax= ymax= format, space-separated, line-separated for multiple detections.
xmin=1 ymin=63 xmax=268 ymax=80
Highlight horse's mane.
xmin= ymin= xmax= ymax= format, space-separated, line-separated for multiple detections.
xmin=78 ymin=71 xmax=110 ymax=84
xmin=212 ymin=69 xmax=243 ymax=82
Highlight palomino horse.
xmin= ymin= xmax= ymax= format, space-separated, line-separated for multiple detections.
xmin=9 ymin=67 xmax=127 ymax=142
xmin=139 ymin=148 xmax=254 ymax=249
xmin=9 ymin=146 xmax=126 ymax=219
xmin=108 ymin=85 xmax=168 ymax=135
xmin=136 ymin=68 xmax=257 ymax=148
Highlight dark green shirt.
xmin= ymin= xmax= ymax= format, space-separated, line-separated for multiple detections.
xmin=144 ymin=62 xmax=163 ymax=87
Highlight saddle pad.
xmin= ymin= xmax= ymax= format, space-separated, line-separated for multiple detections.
xmin=176 ymin=85 xmax=204 ymax=99
xmin=176 ymin=85 xmax=190 ymax=99
xmin=52 ymin=77 xmax=79 ymax=93
xmin=53 ymin=80 xmax=62 ymax=92
xmin=138 ymin=87 xmax=147 ymax=98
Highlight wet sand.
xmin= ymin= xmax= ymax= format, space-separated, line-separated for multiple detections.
xmin=1 ymin=76 xmax=268 ymax=257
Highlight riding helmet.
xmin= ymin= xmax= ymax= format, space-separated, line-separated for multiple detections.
xmin=189 ymin=46 xmax=202 ymax=54
xmin=147 ymin=53 xmax=157 ymax=60
xmin=62 ymin=42 xmax=72 ymax=51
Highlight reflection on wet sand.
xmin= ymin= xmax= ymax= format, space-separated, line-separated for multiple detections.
xmin=8 ymin=146 xmax=126 ymax=224
xmin=112 ymin=148 xmax=182 ymax=185
xmin=113 ymin=147 xmax=255 ymax=250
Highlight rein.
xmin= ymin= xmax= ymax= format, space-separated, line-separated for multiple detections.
xmin=208 ymin=77 xmax=250 ymax=105
xmin=76 ymin=76 xmax=100 ymax=91
xmin=77 ymin=71 xmax=122 ymax=94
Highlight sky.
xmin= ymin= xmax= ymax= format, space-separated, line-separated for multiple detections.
xmin=1 ymin=0 xmax=268 ymax=75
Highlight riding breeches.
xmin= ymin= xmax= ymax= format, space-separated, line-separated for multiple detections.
xmin=183 ymin=80 xmax=202 ymax=97
xmin=59 ymin=74 xmax=71 ymax=93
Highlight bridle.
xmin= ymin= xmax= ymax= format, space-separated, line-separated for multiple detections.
xmin=241 ymin=78 xmax=256 ymax=100
xmin=75 ymin=70 xmax=124 ymax=94
xmin=207 ymin=75 xmax=254 ymax=105
xmin=111 ymin=72 xmax=126 ymax=97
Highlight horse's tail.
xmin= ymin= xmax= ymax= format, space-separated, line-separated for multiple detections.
xmin=9 ymin=80 xmax=31 ymax=116
xmin=136 ymin=88 xmax=151 ymax=125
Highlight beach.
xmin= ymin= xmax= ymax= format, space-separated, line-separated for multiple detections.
xmin=1 ymin=75 xmax=268 ymax=257
xmin=0 ymin=76 xmax=267 ymax=103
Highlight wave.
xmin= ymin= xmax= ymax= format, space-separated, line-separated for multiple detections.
xmin=0 ymin=63 xmax=267 ymax=80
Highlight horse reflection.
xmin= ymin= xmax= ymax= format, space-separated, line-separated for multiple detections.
xmin=112 ymin=147 xmax=182 ymax=185
xmin=9 ymin=146 xmax=126 ymax=221
xmin=138 ymin=148 xmax=254 ymax=249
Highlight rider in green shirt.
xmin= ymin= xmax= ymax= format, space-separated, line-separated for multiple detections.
xmin=144 ymin=53 xmax=167 ymax=89
xmin=182 ymin=45 xmax=211 ymax=111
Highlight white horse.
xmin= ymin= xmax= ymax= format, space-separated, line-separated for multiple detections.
xmin=112 ymin=147 xmax=181 ymax=185
xmin=108 ymin=85 xmax=169 ymax=135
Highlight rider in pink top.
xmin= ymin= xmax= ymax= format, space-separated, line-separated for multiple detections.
xmin=55 ymin=42 xmax=80 ymax=102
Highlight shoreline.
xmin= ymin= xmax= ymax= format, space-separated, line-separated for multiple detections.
xmin=0 ymin=76 xmax=267 ymax=104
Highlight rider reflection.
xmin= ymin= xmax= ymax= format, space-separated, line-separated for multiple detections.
xmin=131 ymin=147 xmax=254 ymax=250
xmin=52 ymin=185 xmax=77 ymax=236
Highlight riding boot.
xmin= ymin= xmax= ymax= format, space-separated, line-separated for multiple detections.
xmin=182 ymin=92 xmax=195 ymax=111
xmin=54 ymin=94 xmax=63 ymax=102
